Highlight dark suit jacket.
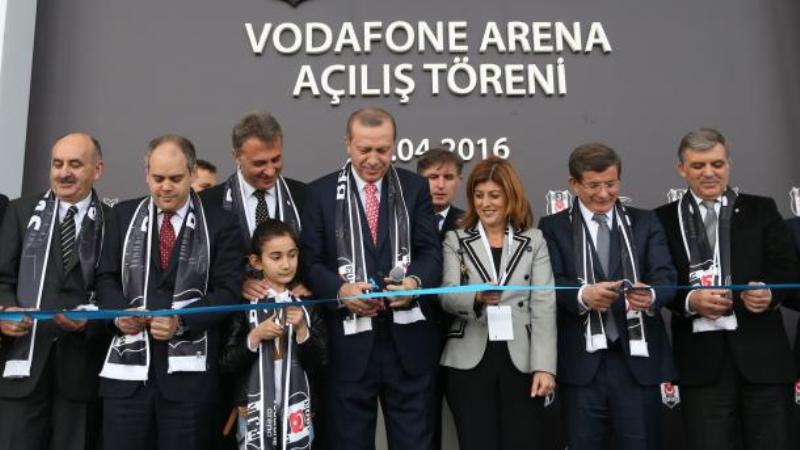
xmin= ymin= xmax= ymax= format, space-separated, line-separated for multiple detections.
xmin=783 ymin=217 xmax=800 ymax=374
xmin=0 ymin=194 xmax=8 ymax=226
xmin=539 ymin=207 xmax=677 ymax=386
xmin=201 ymin=176 xmax=306 ymax=246
xmin=300 ymin=168 xmax=442 ymax=381
xmin=0 ymin=193 xmax=111 ymax=401
xmin=439 ymin=205 xmax=464 ymax=239
xmin=95 ymin=196 xmax=245 ymax=403
xmin=655 ymin=194 xmax=797 ymax=385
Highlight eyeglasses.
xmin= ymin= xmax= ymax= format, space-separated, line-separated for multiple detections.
xmin=579 ymin=180 xmax=620 ymax=192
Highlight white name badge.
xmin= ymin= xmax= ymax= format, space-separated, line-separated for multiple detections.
xmin=343 ymin=315 xmax=373 ymax=336
xmin=393 ymin=305 xmax=426 ymax=325
xmin=487 ymin=305 xmax=514 ymax=341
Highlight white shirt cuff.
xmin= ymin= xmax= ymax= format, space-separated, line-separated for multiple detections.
xmin=296 ymin=328 xmax=311 ymax=344
xmin=576 ymin=285 xmax=589 ymax=314
xmin=247 ymin=335 xmax=259 ymax=352
xmin=685 ymin=290 xmax=698 ymax=316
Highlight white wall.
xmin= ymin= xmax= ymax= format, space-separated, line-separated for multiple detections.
xmin=0 ymin=0 xmax=37 ymax=198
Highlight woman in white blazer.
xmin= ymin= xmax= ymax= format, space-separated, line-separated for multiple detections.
xmin=441 ymin=157 xmax=557 ymax=450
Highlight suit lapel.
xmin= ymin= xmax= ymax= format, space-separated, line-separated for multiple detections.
xmin=376 ymin=177 xmax=390 ymax=254
xmin=460 ymin=227 xmax=492 ymax=283
xmin=500 ymin=231 xmax=531 ymax=286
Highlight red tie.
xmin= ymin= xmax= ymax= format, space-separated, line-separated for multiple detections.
xmin=160 ymin=212 xmax=176 ymax=269
xmin=364 ymin=183 xmax=379 ymax=245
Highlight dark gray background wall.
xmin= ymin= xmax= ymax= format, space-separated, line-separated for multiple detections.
xmin=23 ymin=0 xmax=800 ymax=218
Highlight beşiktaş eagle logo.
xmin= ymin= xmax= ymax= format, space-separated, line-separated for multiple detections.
xmin=545 ymin=190 xmax=571 ymax=215
xmin=666 ymin=189 xmax=686 ymax=203
xmin=278 ymin=0 xmax=307 ymax=8
xmin=790 ymin=187 xmax=800 ymax=217
xmin=102 ymin=197 xmax=119 ymax=208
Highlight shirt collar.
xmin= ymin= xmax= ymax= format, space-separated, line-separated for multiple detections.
xmin=238 ymin=169 xmax=276 ymax=199
xmin=351 ymin=168 xmax=382 ymax=196
xmin=158 ymin=196 xmax=191 ymax=221
xmin=689 ymin=189 xmax=722 ymax=208
xmin=577 ymin=199 xmax=614 ymax=225
xmin=58 ymin=191 xmax=93 ymax=217
xmin=267 ymin=288 xmax=292 ymax=303
xmin=438 ymin=205 xmax=451 ymax=219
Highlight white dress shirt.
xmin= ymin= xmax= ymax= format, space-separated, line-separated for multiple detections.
xmin=238 ymin=170 xmax=277 ymax=237
xmin=58 ymin=192 xmax=93 ymax=238
xmin=157 ymin=196 xmax=191 ymax=236
xmin=437 ymin=205 xmax=451 ymax=232
xmin=351 ymin=169 xmax=382 ymax=211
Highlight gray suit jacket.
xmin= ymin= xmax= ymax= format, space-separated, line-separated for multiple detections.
xmin=440 ymin=226 xmax=557 ymax=375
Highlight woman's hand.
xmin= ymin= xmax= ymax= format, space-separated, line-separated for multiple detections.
xmin=530 ymin=371 xmax=556 ymax=398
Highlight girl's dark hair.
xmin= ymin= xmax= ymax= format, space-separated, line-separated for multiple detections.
xmin=250 ymin=218 xmax=299 ymax=255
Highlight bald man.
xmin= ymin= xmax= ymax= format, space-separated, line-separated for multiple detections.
xmin=0 ymin=133 xmax=109 ymax=450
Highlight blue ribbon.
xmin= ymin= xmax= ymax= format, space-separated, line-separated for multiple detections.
xmin=0 ymin=282 xmax=798 ymax=322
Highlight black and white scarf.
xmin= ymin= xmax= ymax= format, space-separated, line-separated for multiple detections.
xmin=3 ymin=190 xmax=104 ymax=378
xmin=335 ymin=162 xmax=423 ymax=328
xmin=677 ymin=188 xmax=737 ymax=332
xmin=571 ymin=199 xmax=649 ymax=357
xmin=99 ymin=192 xmax=210 ymax=381
xmin=223 ymin=172 xmax=302 ymax=240
xmin=244 ymin=291 xmax=313 ymax=450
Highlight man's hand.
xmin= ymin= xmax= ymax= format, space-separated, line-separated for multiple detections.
xmin=530 ymin=371 xmax=556 ymax=398
xmin=687 ymin=289 xmax=733 ymax=320
xmin=291 ymin=283 xmax=313 ymax=299
xmin=582 ymin=281 xmax=623 ymax=312
xmin=53 ymin=313 xmax=87 ymax=333
xmin=384 ymin=277 xmax=419 ymax=309
xmin=0 ymin=307 xmax=34 ymax=337
xmin=242 ymin=278 xmax=270 ymax=302
xmin=150 ymin=315 xmax=179 ymax=341
xmin=339 ymin=282 xmax=379 ymax=316
xmin=741 ymin=281 xmax=771 ymax=314
xmin=115 ymin=308 xmax=149 ymax=335
xmin=625 ymin=282 xmax=654 ymax=312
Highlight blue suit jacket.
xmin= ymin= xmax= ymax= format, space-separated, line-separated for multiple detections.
xmin=300 ymin=167 xmax=442 ymax=381
xmin=538 ymin=206 xmax=677 ymax=386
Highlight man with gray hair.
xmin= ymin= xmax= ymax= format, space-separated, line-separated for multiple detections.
xmin=0 ymin=133 xmax=109 ymax=450
xmin=655 ymin=128 xmax=798 ymax=450
xmin=96 ymin=134 xmax=245 ymax=450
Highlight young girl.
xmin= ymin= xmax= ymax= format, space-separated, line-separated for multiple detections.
xmin=224 ymin=219 xmax=326 ymax=450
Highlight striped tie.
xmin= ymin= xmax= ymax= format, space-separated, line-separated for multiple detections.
xmin=61 ymin=205 xmax=78 ymax=267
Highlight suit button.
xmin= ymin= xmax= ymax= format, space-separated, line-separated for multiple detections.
xmin=518 ymin=301 xmax=524 ymax=307
xmin=524 ymin=275 xmax=530 ymax=281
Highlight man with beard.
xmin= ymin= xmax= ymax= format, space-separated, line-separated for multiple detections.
xmin=97 ymin=134 xmax=244 ymax=450
xmin=301 ymin=107 xmax=442 ymax=450
xmin=655 ymin=128 xmax=797 ymax=450
xmin=0 ymin=133 xmax=108 ymax=450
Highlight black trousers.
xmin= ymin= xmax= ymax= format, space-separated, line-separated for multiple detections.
xmin=0 ymin=349 xmax=99 ymax=450
xmin=560 ymin=344 xmax=662 ymax=450
xmin=681 ymin=348 xmax=793 ymax=450
xmin=328 ymin=319 xmax=435 ymax=450
xmin=444 ymin=341 xmax=554 ymax=450
xmin=103 ymin=380 xmax=215 ymax=450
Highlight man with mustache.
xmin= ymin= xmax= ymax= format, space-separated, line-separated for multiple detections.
xmin=0 ymin=133 xmax=109 ymax=450
xmin=301 ymin=107 xmax=442 ymax=450
xmin=96 ymin=135 xmax=244 ymax=450
xmin=655 ymin=128 xmax=797 ymax=450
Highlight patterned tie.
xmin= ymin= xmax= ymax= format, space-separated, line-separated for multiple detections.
xmin=702 ymin=200 xmax=718 ymax=247
xmin=592 ymin=213 xmax=618 ymax=342
xmin=364 ymin=183 xmax=379 ymax=245
xmin=254 ymin=189 xmax=269 ymax=226
xmin=160 ymin=212 xmax=176 ymax=269
xmin=61 ymin=205 xmax=78 ymax=267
